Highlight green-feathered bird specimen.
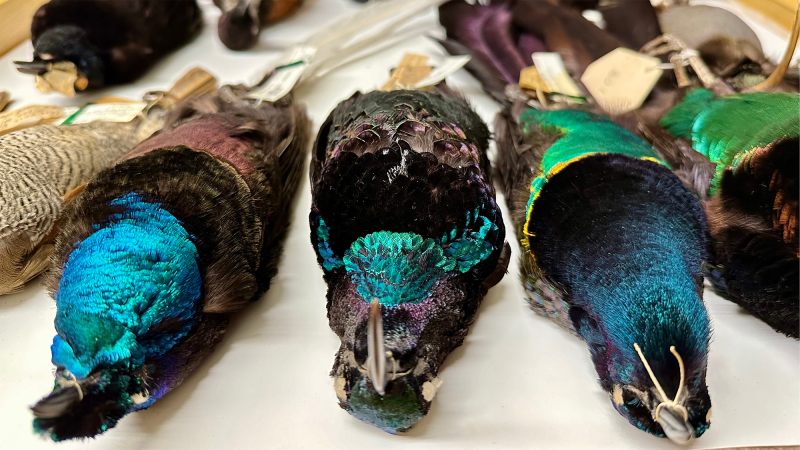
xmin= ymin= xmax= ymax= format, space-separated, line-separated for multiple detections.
xmin=496 ymin=106 xmax=712 ymax=444
xmin=659 ymin=89 xmax=799 ymax=338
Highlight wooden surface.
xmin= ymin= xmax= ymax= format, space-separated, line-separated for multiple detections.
xmin=0 ymin=0 xmax=48 ymax=57
xmin=738 ymin=0 xmax=798 ymax=32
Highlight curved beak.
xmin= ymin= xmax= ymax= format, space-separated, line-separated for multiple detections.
xmin=659 ymin=407 xmax=695 ymax=445
xmin=367 ymin=299 xmax=388 ymax=396
xmin=14 ymin=60 xmax=51 ymax=76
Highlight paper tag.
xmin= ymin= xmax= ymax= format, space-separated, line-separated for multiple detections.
xmin=519 ymin=66 xmax=550 ymax=92
xmin=581 ymin=48 xmax=663 ymax=114
xmin=34 ymin=61 xmax=80 ymax=97
xmin=532 ymin=52 xmax=582 ymax=97
xmin=413 ymin=55 xmax=471 ymax=89
xmin=381 ymin=53 xmax=431 ymax=91
xmin=247 ymin=45 xmax=318 ymax=102
xmin=62 ymin=102 xmax=147 ymax=125
xmin=0 ymin=105 xmax=74 ymax=136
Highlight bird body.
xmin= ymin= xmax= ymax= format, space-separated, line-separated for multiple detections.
xmin=16 ymin=0 xmax=202 ymax=92
xmin=310 ymin=89 xmax=509 ymax=433
xmin=660 ymin=89 xmax=799 ymax=337
xmin=496 ymin=107 xmax=712 ymax=443
xmin=0 ymin=121 xmax=146 ymax=295
xmin=214 ymin=0 xmax=304 ymax=50
xmin=31 ymin=89 xmax=309 ymax=440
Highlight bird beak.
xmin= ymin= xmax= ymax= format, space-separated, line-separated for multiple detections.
xmin=659 ymin=406 xmax=695 ymax=445
xmin=367 ymin=299 xmax=388 ymax=396
xmin=14 ymin=60 xmax=51 ymax=75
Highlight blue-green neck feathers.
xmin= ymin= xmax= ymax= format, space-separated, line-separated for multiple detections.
xmin=52 ymin=193 xmax=202 ymax=379
xmin=316 ymin=209 xmax=497 ymax=306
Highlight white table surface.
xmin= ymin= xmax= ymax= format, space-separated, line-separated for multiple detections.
xmin=0 ymin=1 xmax=798 ymax=449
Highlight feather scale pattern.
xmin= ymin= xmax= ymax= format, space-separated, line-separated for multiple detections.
xmin=32 ymin=91 xmax=309 ymax=440
xmin=310 ymin=89 xmax=509 ymax=433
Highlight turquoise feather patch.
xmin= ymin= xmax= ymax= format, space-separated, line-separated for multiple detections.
xmin=52 ymin=193 xmax=202 ymax=378
xmin=317 ymin=208 xmax=498 ymax=306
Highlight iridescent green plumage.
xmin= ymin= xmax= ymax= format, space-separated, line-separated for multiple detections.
xmin=660 ymin=89 xmax=799 ymax=338
xmin=660 ymin=89 xmax=800 ymax=194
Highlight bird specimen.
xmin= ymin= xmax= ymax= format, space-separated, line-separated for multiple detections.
xmin=14 ymin=0 xmax=203 ymax=95
xmin=438 ymin=0 xmax=544 ymax=102
xmin=310 ymin=88 xmax=510 ymax=433
xmin=213 ymin=0 xmax=304 ymax=51
xmin=658 ymin=89 xmax=799 ymax=338
xmin=30 ymin=82 xmax=309 ymax=440
xmin=495 ymin=107 xmax=712 ymax=444
xmin=0 ymin=68 xmax=216 ymax=296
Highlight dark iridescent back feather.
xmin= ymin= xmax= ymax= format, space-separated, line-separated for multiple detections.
xmin=310 ymin=88 xmax=509 ymax=433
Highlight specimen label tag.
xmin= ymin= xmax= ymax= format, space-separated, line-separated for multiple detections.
xmin=413 ymin=55 xmax=471 ymax=89
xmin=381 ymin=53 xmax=431 ymax=91
xmin=581 ymin=48 xmax=663 ymax=114
xmin=519 ymin=66 xmax=550 ymax=92
xmin=532 ymin=52 xmax=582 ymax=97
xmin=247 ymin=45 xmax=318 ymax=102
xmin=0 ymin=105 xmax=76 ymax=136
xmin=34 ymin=61 xmax=81 ymax=97
xmin=62 ymin=102 xmax=147 ymax=125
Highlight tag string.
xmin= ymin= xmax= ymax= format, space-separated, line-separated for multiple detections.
xmin=633 ymin=343 xmax=688 ymax=422
xmin=59 ymin=371 xmax=84 ymax=402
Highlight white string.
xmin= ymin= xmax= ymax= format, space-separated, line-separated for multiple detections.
xmin=633 ymin=343 xmax=688 ymax=422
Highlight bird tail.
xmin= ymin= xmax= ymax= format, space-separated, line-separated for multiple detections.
xmin=659 ymin=89 xmax=717 ymax=140
xmin=438 ymin=1 xmax=541 ymax=103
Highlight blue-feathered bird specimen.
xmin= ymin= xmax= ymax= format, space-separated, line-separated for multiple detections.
xmin=30 ymin=85 xmax=309 ymax=440
xmin=495 ymin=107 xmax=712 ymax=444
xmin=659 ymin=89 xmax=799 ymax=338
xmin=310 ymin=88 xmax=510 ymax=433
xmin=213 ymin=0 xmax=304 ymax=50
xmin=15 ymin=0 xmax=202 ymax=93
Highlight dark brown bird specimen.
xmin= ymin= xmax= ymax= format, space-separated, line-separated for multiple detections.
xmin=15 ymin=0 xmax=203 ymax=94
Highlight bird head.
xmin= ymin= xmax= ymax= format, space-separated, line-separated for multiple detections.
xmin=608 ymin=343 xmax=712 ymax=445
xmin=15 ymin=25 xmax=103 ymax=93
xmin=32 ymin=192 xmax=202 ymax=440
xmin=31 ymin=365 xmax=151 ymax=441
xmin=585 ymin=286 xmax=712 ymax=445
xmin=322 ymin=227 xmax=495 ymax=432
xmin=218 ymin=0 xmax=261 ymax=51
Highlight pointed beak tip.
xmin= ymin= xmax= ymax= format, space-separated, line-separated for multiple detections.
xmin=13 ymin=61 xmax=49 ymax=75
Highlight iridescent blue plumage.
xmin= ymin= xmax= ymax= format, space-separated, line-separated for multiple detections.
xmin=495 ymin=107 xmax=712 ymax=443
xmin=52 ymin=193 xmax=201 ymax=380
xmin=32 ymin=89 xmax=309 ymax=441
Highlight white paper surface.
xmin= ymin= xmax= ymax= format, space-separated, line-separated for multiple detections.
xmin=0 ymin=1 xmax=797 ymax=449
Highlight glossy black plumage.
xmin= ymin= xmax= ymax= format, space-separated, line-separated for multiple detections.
xmin=23 ymin=0 xmax=202 ymax=89
xmin=310 ymin=88 xmax=509 ymax=433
